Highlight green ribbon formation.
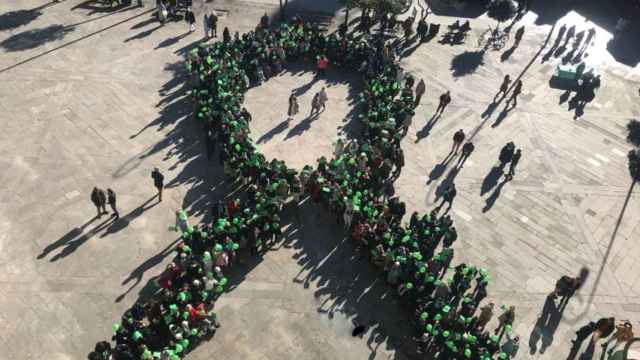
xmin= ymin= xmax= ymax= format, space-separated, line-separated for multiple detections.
xmin=96 ymin=19 xmax=508 ymax=360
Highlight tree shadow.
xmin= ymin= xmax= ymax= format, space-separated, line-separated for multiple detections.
xmin=480 ymin=165 xmax=504 ymax=196
xmin=425 ymin=0 xmax=487 ymax=18
xmin=0 ymin=2 xmax=55 ymax=32
xmin=450 ymin=50 xmax=485 ymax=77
xmin=0 ymin=24 xmax=75 ymax=52
xmin=607 ymin=30 xmax=640 ymax=67
xmin=115 ymin=238 xmax=181 ymax=303
xmin=71 ymin=0 xmax=131 ymax=15
xmin=482 ymin=177 xmax=508 ymax=212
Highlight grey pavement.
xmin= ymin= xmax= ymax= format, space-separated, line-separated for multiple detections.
xmin=1 ymin=0 xmax=640 ymax=359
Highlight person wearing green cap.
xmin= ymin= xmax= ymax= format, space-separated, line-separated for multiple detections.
xmin=174 ymin=209 xmax=189 ymax=233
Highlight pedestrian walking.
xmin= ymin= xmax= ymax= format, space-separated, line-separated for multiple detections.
xmin=458 ymin=142 xmax=475 ymax=167
xmin=602 ymin=321 xmax=634 ymax=356
xmin=496 ymin=74 xmax=511 ymax=100
xmin=574 ymin=321 xmax=597 ymax=345
xmin=415 ymin=79 xmax=426 ymax=107
xmin=318 ymin=87 xmax=328 ymax=111
xmin=550 ymin=272 xmax=583 ymax=308
xmin=91 ymin=187 xmax=108 ymax=217
xmin=311 ymin=93 xmax=321 ymax=115
xmin=506 ymin=149 xmax=521 ymax=180
xmin=158 ymin=0 xmax=168 ymax=24
xmin=209 ymin=11 xmax=218 ymax=37
xmin=498 ymin=142 xmax=515 ymax=167
xmin=507 ymin=80 xmax=523 ymax=108
xmin=185 ymin=8 xmax=196 ymax=33
xmin=151 ymin=167 xmax=165 ymax=202
xmin=440 ymin=183 xmax=457 ymax=209
xmin=592 ymin=317 xmax=616 ymax=343
xmin=436 ymin=91 xmax=451 ymax=115
xmin=203 ymin=12 xmax=210 ymax=39
xmin=287 ymin=93 xmax=299 ymax=121
xmin=107 ymin=188 xmax=119 ymax=219
xmin=451 ymin=129 xmax=465 ymax=154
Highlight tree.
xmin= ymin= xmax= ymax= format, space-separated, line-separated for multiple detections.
xmin=628 ymin=149 xmax=640 ymax=180
xmin=627 ymin=119 xmax=640 ymax=147
xmin=486 ymin=0 xmax=517 ymax=31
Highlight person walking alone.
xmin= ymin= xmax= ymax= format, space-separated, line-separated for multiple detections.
xmin=318 ymin=87 xmax=328 ymax=112
xmin=451 ymin=129 xmax=465 ymax=154
xmin=436 ymin=90 xmax=451 ymax=115
xmin=310 ymin=92 xmax=321 ymax=115
xmin=414 ymin=79 xmax=426 ymax=107
xmin=107 ymin=188 xmax=119 ymax=219
xmin=151 ymin=168 xmax=165 ymax=202
xmin=287 ymin=93 xmax=299 ymax=121
xmin=91 ymin=187 xmax=108 ymax=217
xmin=209 ymin=11 xmax=218 ymax=38
xmin=185 ymin=7 xmax=196 ymax=33
xmin=203 ymin=12 xmax=210 ymax=39
xmin=506 ymin=149 xmax=521 ymax=180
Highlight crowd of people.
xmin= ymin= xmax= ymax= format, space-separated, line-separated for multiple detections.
xmin=89 ymin=14 xmax=524 ymax=360
xmin=89 ymin=13 xmax=530 ymax=360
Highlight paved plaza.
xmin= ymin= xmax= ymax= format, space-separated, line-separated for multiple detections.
xmin=1 ymin=0 xmax=640 ymax=359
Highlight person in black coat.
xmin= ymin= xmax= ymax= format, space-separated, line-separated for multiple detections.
xmin=185 ymin=8 xmax=196 ymax=32
xmin=91 ymin=187 xmax=108 ymax=217
xmin=107 ymin=188 xmax=119 ymax=219
xmin=151 ymin=168 xmax=164 ymax=202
